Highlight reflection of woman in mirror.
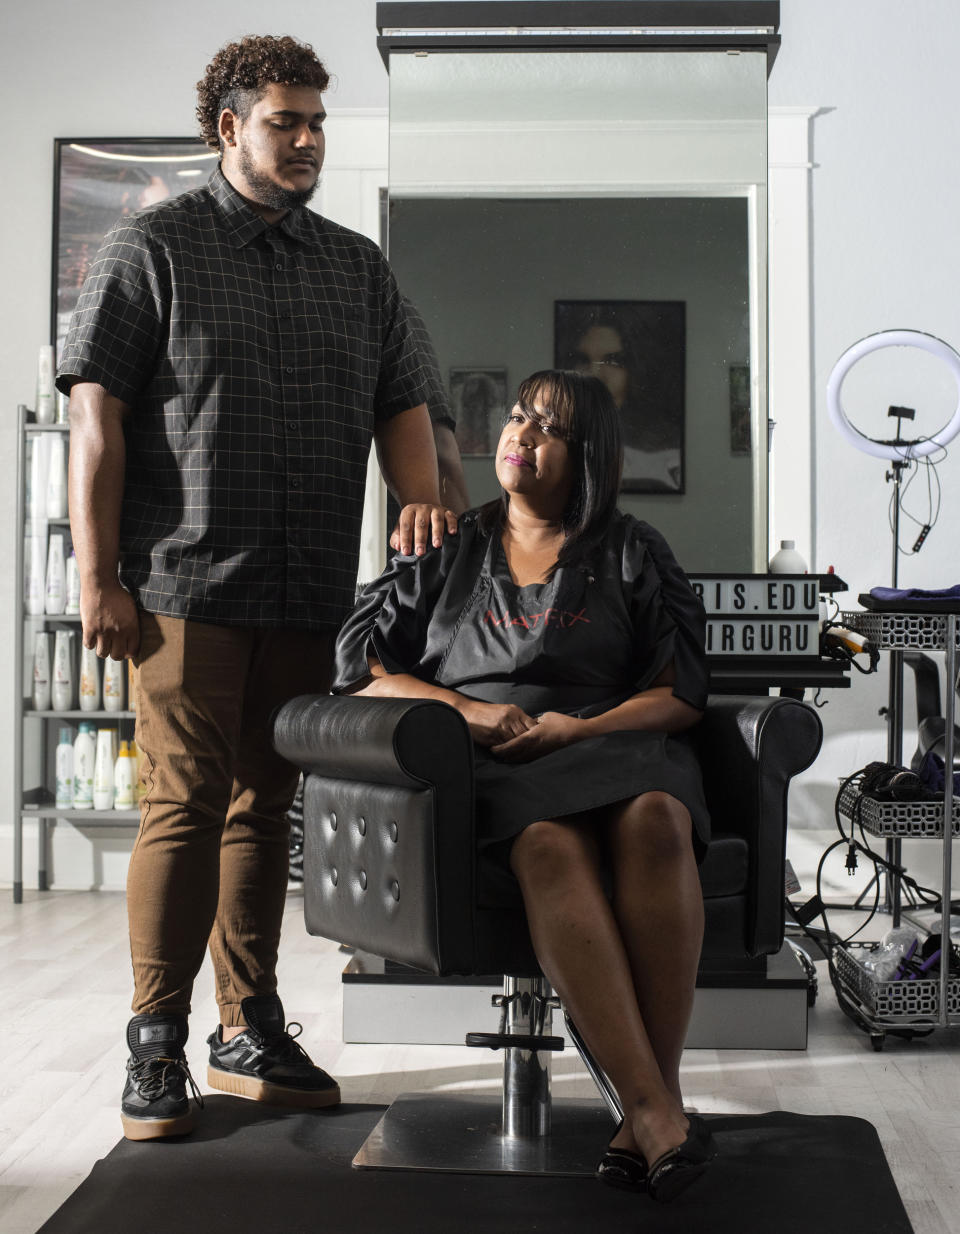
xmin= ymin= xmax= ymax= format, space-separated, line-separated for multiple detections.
xmin=557 ymin=304 xmax=684 ymax=494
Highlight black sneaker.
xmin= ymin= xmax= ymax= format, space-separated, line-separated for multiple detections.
xmin=206 ymin=994 xmax=341 ymax=1108
xmin=121 ymin=1013 xmax=203 ymax=1141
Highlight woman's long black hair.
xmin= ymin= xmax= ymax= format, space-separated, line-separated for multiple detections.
xmin=478 ymin=369 xmax=624 ymax=577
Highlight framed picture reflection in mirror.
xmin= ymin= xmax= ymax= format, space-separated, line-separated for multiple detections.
xmin=555 ymin=300 xmax=685 ymax=494
xmin=449 ymin=367 xmax=508 ymax=456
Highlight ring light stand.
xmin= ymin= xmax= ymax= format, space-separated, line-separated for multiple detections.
xmin=827 ymin=329 xmax=960 ymax=920
xmin=827 ymin=329 xmax=960 ymax=586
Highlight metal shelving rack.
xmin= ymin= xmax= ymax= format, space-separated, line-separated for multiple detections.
xmin=833 ymin=608 xmax=959 ymax=1046
xmin=13 ymin=404 xmax=138 ymax=903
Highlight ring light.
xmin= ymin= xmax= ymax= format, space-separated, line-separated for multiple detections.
xmin=826 ymin=329 xmax=960 ymax=460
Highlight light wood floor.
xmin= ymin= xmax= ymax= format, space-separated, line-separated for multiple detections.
xmin=2 ymin=889 xmax=960 ymax=1234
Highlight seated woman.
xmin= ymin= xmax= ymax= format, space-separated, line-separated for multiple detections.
xmin=333 ymin=369 xmax=713 ymax=1202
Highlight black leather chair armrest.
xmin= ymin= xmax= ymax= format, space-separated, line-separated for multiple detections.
xmin=697 ymin=695 xmax=822 ymax=955
xmin=273 ymin=694 xmax=474 ymax=788
xmin=273 ymin=694 xmax=478 ymax=974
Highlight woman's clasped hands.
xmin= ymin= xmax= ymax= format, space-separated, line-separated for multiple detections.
xmin=458 ymin=699 xmax=587 ymax=762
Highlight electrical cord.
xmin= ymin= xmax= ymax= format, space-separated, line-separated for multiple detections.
xmin=819 ymin=619 xmax=881 ymax=675
xmin=887 ymin=439 xmax=947 ymax=556
xmin=831 ymin=764 xmax=942 ymax=916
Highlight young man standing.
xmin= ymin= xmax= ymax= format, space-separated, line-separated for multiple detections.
xmin=58 ymin=35 xmax=455 ymax=1141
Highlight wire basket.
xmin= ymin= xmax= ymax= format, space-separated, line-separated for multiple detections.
xmin=838 ymin=783 xmax=960 ymax=838
xmin=841 ymin=610 xmax=960 ymax=651
xmin=835 ymin=944 xmax=960 ymax=1020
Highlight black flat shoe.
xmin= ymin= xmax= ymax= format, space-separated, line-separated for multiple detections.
xmin=647 ymin=1116 xmax=717 ymax=1204
xmin=685 ymin=1113 xmax=717 ymax=1152
xmin=595 ymin=1119 xmax=648 ymax=1192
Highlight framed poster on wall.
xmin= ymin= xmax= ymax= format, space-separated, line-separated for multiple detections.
xmin=52 ymin=137 xmax=216 ymax=357
xmin=554 ymin=299 xmax=686 ymax=494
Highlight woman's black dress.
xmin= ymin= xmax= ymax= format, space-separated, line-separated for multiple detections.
xmin=333 ymin=510 xmax=709 ymax=901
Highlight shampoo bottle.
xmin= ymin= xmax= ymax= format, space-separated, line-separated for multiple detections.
xmin=114 ymin=741 xmax=135 ymax=809
xmin=45 ymin=533 xmax=66 ymax=614
xmin=103 ymin=658 xmax=125 ymax=712
xmin=32 ymin=632 xmax=52 ymax=710
xmin=55 ymin=727 xmax=74 ymax=809
xmin=45 ymin=434 xmax=68 ymax=519
xmin=79 ymin=645 xmax=101 ymax=712
xmin=36 ymin=345 xmax=56 ymax=425
xmin=65 ymin=551 xmax=81 ymax=615
xmin=72 ymin=722 xmax=95 ymax=808
xmin=93 ymin=728 xmax=115 ymax=809
xmin=768 ymin=540 xmax=808 ymax=573
xmin=28 ymin=433 xmax=50 ymax=521
xmin=52 ymin=629 xmax=75 ymax=711
xmin=26 ymin=535 xmax=46 ymax=615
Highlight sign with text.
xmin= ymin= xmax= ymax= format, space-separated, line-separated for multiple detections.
xmin=688 ymin=576 xmax=819 ymax=616
xmin=688 ymin=574 xmax=820 ymax=660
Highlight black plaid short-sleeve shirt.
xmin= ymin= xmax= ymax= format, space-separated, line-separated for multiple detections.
xmin=57 ymin=167 xmax=426 ymax=631
xmin=401 ymin=297 xmax=455 ymax=432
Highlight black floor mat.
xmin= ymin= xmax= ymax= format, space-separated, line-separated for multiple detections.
xmin=39 ymin=1098 xmax=913 ymax=1234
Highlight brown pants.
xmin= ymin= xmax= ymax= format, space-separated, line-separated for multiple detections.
xmin=127 ymin=612 xmax=333 ymax=1025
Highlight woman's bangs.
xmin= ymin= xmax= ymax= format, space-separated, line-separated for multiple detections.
xmin=515 ymin=372 xmax=578 ymax=440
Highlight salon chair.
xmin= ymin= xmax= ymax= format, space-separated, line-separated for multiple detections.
xmin=904 ymin=650 xmax=960 ymax=772
xmin=273 ymin=692 xmax=822 ymax=1174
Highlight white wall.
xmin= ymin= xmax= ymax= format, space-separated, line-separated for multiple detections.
xmin=2 ymin=0 xmax=959 ymax=893
xmin=769 ymin=1 xmax=960 ymax=898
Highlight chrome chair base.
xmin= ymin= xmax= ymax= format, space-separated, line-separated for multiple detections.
xmin=352 ymin=1092 xmax=613 ymax=1176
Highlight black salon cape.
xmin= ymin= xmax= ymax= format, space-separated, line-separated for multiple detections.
xmin=333 ymin=510 xmax=710 ymax=903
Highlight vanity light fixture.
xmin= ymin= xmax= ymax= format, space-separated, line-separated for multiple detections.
xmin=377 ymin=2 xmax=781 ymax=70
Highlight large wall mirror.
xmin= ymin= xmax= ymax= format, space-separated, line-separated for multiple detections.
xmin=386 ymin=43 xmax=770 ymax=571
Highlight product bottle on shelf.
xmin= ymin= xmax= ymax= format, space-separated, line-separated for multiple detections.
xmin=768 ymin=540 xmax=808 ymax=573
xmin=46 ymin=434 xmax=68 ymax=519
xmin=65 ymin=551 xmax=81 ymax=614
xmin=32 ymin=632 xmax=52 ymax=710
xmin=35 ymin=345 xmax=56 ymax=425
xmin=103 ymin=658 xmax=125 ymax=712
xmin=52 ymin=629 xmax=75 ymax=711
xmin=55 ymin=727 xmax=74 ymax=809
xmin=72 ymin=722 xmax=96 ymax=808
xmin=93 ymin=728 xmax=115 ymax=810
xmin=56 ymin=390 xmax=70 ymax=425
xmin=45 ymin=533 xmax=66 ymax=614
xmin=26 ymin=534 xmax=46 ymax=616
xmin=28 ymin=434 xmax=51 ymax=521
xmin=114 ymin=741 xmax=135 ymax=809
xmin=79 ymin=645 xmax=101 ymax=712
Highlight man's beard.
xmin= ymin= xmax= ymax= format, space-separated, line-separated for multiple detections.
xmin=237 ymin=146 xmax=318 ymax=210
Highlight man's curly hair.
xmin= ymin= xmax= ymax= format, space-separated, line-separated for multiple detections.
xmin=196 ymin=35 xmax=330 ymax=151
